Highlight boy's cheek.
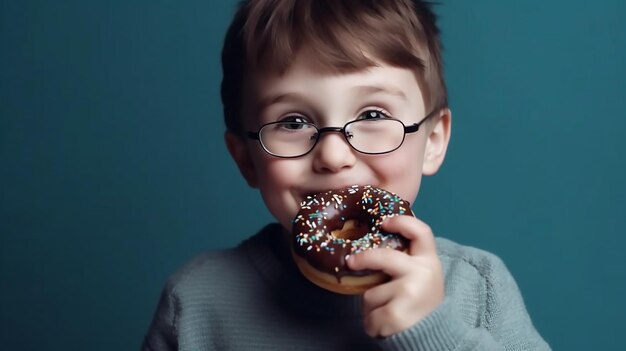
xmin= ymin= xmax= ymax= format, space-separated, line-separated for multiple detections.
xmin=365 ymin=150 xmax=425 ymax=200
xmin=254 ymin=159 xmax=303 ymax=190
xmin=255 ymin=162 xmax=306 ymax=224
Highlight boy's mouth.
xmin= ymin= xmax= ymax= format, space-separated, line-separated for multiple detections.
xmin=301 ymin=183 xmax=374 ymax=200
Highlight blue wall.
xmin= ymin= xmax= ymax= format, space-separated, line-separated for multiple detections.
xmin=1 ymin=1 xmax=624 ymax=349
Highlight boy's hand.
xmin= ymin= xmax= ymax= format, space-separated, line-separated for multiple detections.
xmin=347 ymin=215 xmax=444 ymax=338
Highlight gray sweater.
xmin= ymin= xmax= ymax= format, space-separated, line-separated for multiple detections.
xmin=142 ymin=224 xmax=550 ymax=350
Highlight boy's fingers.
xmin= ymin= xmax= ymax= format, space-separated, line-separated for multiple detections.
xmin=347 ymin=247 xmax=412 ymax=277
xmin=360 ymin=276 xmax=416 ymax=315
xmin=381 ymin=215 xmax=437 ymax=257
xmin=361 ymin=282 xmax=393 ymax=316
xmin=363 ymin=300 xmax=410 ymax=338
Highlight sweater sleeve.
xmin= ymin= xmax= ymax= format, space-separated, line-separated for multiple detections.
xmin=141 ymin=280 xmax=179 ymax=351
xmin=377 ymin=252 xmax=551 ymax=351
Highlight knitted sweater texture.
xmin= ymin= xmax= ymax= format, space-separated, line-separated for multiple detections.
xmin=142 ymin=224 xmax=550 ymax=350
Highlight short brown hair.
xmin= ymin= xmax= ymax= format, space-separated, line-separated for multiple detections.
xmin=221 ymin=0 xmax=447 ymax=134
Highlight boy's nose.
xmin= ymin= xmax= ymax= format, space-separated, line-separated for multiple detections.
xmin=312 ymin=132 xmax=357 ymax=173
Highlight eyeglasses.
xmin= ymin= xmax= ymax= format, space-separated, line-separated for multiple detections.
xmin=246 ymin=110 xmax=437 ymax=158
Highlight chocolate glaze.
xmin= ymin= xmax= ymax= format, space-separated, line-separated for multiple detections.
xmin=292 ymin=185 xmax=412 ymax=282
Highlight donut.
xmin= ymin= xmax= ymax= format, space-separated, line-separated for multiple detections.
xmin=291 ymin=185 xmax=413 ymax=295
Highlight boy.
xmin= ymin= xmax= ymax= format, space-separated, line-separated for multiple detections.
xmin=143 ymin=0 xmax=551 ymax=350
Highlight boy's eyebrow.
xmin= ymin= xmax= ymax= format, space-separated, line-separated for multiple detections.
xmin=256 ymin=84 xmax=408 ymax=111
xmin=256 ymin=93 xmax=304 ymax=112
xmin=352 ymin=85 xmax=408 ymax=101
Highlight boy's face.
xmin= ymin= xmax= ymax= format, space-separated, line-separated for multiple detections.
xmin=226 ymin=54 xmax=451 ymax=232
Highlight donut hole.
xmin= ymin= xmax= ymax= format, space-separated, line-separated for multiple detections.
xmin=330 ymin=219 xmax=368 ymax=241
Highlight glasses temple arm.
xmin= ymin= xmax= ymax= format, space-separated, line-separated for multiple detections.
xmin=404 ymin=108 xmax=442 ymax=133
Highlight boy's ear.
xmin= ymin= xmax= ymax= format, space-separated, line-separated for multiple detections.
xmin=225 ymin=131 xmax=259 ymax=188
xmin=422 ymin=108 xmax=452 ymax=176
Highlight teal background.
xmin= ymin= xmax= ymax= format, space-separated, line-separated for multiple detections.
xmin=1 ymin=0 xmax=624 ymax=350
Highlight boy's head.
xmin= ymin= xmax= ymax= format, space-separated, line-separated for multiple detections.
xmin=222 ymin=0 xmax=452 ymax=232
xmin=221 ymin=0 xmax=448 ymax=135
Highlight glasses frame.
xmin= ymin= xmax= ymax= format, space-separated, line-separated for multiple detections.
xmin=246 ymin=109 xmax=439 ymax=158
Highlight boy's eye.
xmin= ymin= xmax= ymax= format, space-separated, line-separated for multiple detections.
xmin=359 ymin=109 xmax=391 ymax=120
xmin=279 ymin=115 xmax=308 ymax=123
xmin=278 ymin=115 xmax=311 ymax=130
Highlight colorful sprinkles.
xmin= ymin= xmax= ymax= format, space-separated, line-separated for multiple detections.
xmin=292 ymin=185 xmax=411 ymax=275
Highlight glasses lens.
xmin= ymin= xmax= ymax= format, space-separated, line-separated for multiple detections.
xmin=346 ymin=119 xmax=405 ymax=153
xmin=259 ymin=121 xmax=318 ymax=157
